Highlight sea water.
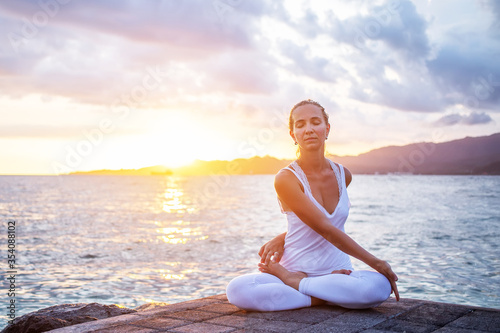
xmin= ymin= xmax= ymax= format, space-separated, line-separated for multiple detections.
xmin=0 ymin=174 xmax=499 ymax=328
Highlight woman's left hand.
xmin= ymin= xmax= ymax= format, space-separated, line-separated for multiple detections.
xmin=374 ymin=260 xmax=400 ymax=301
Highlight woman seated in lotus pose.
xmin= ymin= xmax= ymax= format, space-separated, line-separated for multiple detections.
xmin=226 ymin=99 xmax=399 ymax=311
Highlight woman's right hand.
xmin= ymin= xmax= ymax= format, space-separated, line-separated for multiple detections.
xmin=258 ymin=232 xmax=286 ymax=265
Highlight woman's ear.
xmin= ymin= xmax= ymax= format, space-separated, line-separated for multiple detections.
xmin=289 ymin=130 xmax=296 ymax=144
xmin=326 ymin=123 xmax=331 ymax=139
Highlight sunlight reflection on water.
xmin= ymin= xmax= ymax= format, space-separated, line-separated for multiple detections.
xmin=157 ymin=227 xmax=208 ymax=244
xmin=0 ymin=174 xmax=498 ymax=329
xmin=162 ymin=187 xmax=194 ymax=214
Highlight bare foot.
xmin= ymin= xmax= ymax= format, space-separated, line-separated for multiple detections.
xmin=258 ymin=260 xmax=307 ymax=290
xmin=258 ymin=261 xmax=326 ymax=306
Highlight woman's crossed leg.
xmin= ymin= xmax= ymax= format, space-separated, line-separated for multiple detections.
xmin=227 ymin=262 xmax=391 ymax=311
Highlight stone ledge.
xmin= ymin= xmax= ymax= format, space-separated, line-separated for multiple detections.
xmin=46 ymin=295 xmax=500 ymax=333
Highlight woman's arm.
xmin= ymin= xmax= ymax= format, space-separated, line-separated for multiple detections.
xmin=275 ymin=169 xmax=399 ymax=300
xmin=259 ymin=232 xmax=286 ymax=265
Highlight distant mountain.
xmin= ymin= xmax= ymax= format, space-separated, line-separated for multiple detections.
xmin=70 ymin=133 xmax=500 ymax=176
xmin=70 ymin=165 xmax=172 ymax=176
xmin=172 ymin=156 xmax=290 ymax=175
xmin=330 ymin=133 xmax=500 ymax=175
xmin=69 ymin=156 xmax=288 ymax=176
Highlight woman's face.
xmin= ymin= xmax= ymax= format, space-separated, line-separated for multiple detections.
xmin=290 ymin=104 xmax=330 ymax=149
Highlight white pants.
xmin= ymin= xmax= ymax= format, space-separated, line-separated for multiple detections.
xmin=226 ymin=270 xmax=391 ymax=311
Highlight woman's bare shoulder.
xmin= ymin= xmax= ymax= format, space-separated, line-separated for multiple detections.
xmin=344 ymin=166 xmax=352 ymax=187
xmin=275 ymin=167 xmax=296 ymax=185
xmin=275 ymin=166 xmax=303 ymax=192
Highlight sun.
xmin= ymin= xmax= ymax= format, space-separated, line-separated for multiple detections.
xmin=72 ymin=110 xmax=237 ymax=172
xmin=136 ymin=111 xmax=232 ymax=169
xmin=137 ymin=114 xmax=198 ymax=168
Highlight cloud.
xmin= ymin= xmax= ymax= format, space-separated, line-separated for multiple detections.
xmin=198 ymin=50 xmax=279 ymax=94
xmin=423 ymin=0 xmax=500 ymax=110
xmin=321 ymin=0 xmax=445 ymax=112
xmin=350 ymin=80 xmax=445 ymax=112
xmin=0 ymin=0 xmax=286 ymax=103
xmin=426 ymin=39 xmax=500 ymax=110
xmin=0 ymin=125 xmax=91 ymax=138
xmin=278 ymin=40 xmax=346 ymax=83
xmin=330 ymin=0 xmax=430 ymax=60
xmin=0 ymin=123 xmax=145 ymax=139
xmin=373 ymin=0 xmax=430 ymax=59
xmin=0 ymin=0 xmax=288 ymax=56
xmin=0 ymin=0 xmax=253 ymax=52
xmin=487 ymin=0 xmax=500 ymax=34
xmin=289 ymin=8 xmax=322 ymax=39
xmin=319 ymin=0 xmax=500 ymax=113
xmin=0 ymin=0 xmax=499 ymax=121
xmin=343 ymin=47 xmax=449 ymax=112
xmin=434 ymin=112 xmax=493 ymax=127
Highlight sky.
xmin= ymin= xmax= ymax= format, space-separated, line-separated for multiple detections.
xmin=0 ymin=0 xmax=499 ymax=174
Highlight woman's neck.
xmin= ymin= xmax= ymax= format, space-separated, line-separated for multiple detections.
xmin=297 ymin=149 xmax=327 ymax=173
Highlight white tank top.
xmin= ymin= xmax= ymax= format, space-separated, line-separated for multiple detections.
xmin=278 ymin=159 xmax=353 ymax=276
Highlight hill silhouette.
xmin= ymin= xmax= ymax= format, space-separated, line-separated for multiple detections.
xmin=70 ymin=165 xmax=172 ymax=176
xmin=330 ymin=133 xmax=500 ymax=175
xmin=70 ymin=133 xmax=500 ymax=176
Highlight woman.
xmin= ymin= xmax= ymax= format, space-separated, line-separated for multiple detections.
xmin=226 ymin=99 xmax=399 ymax=311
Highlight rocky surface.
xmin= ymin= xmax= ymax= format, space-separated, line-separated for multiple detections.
xmin=135 ymin=302 xmax=170 ymax=312
xmin=47 ymin=295 xmax=500 ymax=333
xmin=1 ymin=303 xmax=136 ymax=333
xmin=4 ymin=296 xmax=500 ymax=333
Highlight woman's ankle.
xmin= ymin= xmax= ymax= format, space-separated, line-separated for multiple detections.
xmin=281 ymin=271 xmax=307 ymax=290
